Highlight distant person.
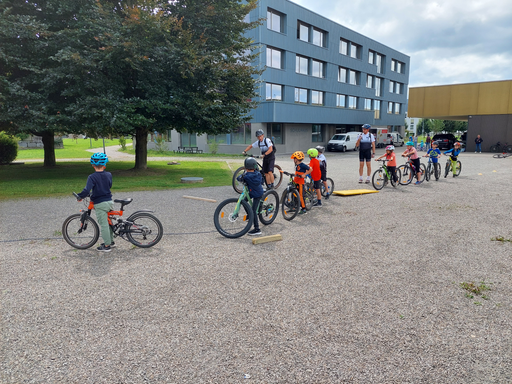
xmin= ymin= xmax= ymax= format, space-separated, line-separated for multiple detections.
xmin=413 ymin=135 xmax=418 ymax=149
xmin=426 ymin=134 xmax=431 ymax=151
xmin=475 ymin=135 xmax=483 ymax=153
xmin=356 ymin=124 xmax=376 ymax=184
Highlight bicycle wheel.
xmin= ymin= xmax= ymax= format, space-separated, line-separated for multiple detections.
xmin=455 ymin=161 xmax=462 ymax=176
xmin=272 ymin=164 xmax=283 ymax=189
xmin=321 ymin=178 xmax=334 ymax=197
xmin=444 ymin=161 xmax=450 ymax=178
xmin=419 ymin=163 xmax=427 ymax=182
xmin=281 ymin=189 xmax=300 ymax=221
xmin=126 ymin=213 xmax=163 ymax=248
xmin=490 ymin=145 xmax=498 ymax=153
xmin=390 ymin=167 xmax=400 ymax=188
xmin=506 ymin=145 xmax=512 ymax=153
xmin=425 ymin=163 xmax=431 ymax=182
xmin=214 ymin=198 xmax=253 ymax=238
xmin=232 ymin=166 xmax=245 ymax=194
xmin=398 ymin=165 xmax=412 ymax=185
xmin=372 ymin=168 xmax=386 ymax=190
xmin=304 ymin=186 xmax=315 ymax=210
xmin=434 ymin=163 xmax=441 ymax=180
xmin=493 ymin=154 xmax=504 ymax=158
xmin=258 ymin=190 xmax=279 ymax=225
xmin=62 ymin=213 xmax=100 ymax=249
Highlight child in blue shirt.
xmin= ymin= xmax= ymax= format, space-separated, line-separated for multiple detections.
xmin=77 ymin=153 xmax=114 ymax=252
xmin=444 ymin=142 xmax=462 ymax=177
xmin=238 ymin=157 xmax=264 ymax=235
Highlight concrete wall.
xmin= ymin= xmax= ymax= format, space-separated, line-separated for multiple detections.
xmin=467 ymin=114 xmax=512 ymax=152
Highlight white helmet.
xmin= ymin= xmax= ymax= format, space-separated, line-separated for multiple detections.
xmin=386 ymin=145 xmax=395 ymax=151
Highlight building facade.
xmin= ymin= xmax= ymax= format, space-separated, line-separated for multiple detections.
xmin=153 ymin=0 xmax=410 ymax=154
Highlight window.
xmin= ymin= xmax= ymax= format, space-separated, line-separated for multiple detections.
xmin=376 ymin=53 xmax=383 ymax=74
xmin=395 ymin=102 xmax=400 ymax=114
xmin=374 ymin=100 xmax=381 ymax=119
xmin=336 ymin=94 xmax=346 ymax=108
xmin=350 ymin=43 xmax=361 ymax=59
xmin=312 ymin=60 xmax=324 ymax=78
xmin=364 ymin=99 xmax=372 ymax=110
xmin=266 ymin=83 xmax=282 ymax=101
xmin=296 ymin=55 xmax=309 ymax=75
xmin=347 ymin=96 xmax=357 ymax=109
xmin=231 ymin=123 xmax=253 ymax=144
xmin=368 ymin=50 xmax=374 ymax=64
xmin=366 ymin=75 xmax=373 ymax=89
xmin=389 ymin=81 xmax=395 ymax=93
xmin=396 ymin=61 xmax=402 ymax=73
xmin=312 ymin=124 xmax=323 ymax=142
xmin=387 ymin=102 xmax=393 ymax=114
xmin=349 ymin=70 xmax=359 ymax=85
xmin=267 ymin=9 xmax=283 ymax=33
xmin=391 ymin=60 xmax=396 ymax=72
xmin=313 ymin=28 xmax=326 ymax=47
xmin=298 ymin=22 xmax=309 ymax=42
xmin=266 ymin=47 xmax=282 ymax=69
xmin=340 ymin=39 xmax=348 ymax=55
xmin=267 ymin=123 xmax=283 ymax=144
xmin=181 ymin=132 xmax=197 ymax=147
xmin=338 ymin=67 xmax=347 ymax=83
xmin=391 ymin=59 xmax=405 ymax=73
xmin=395 ymin=82 xmax=403 ymax=94
xmin=294 ymin=88 xmax=308 ymax=104
xmin=375 ymin=77 xmax=382 ymax=97
xmin=311 ymin=90 xmax=324 ymax=105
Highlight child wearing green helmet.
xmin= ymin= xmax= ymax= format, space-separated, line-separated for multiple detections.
xmin=307 ymin=148 xmax=322 ymax=207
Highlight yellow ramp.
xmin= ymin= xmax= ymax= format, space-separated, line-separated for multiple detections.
xmin=332 ymin=189 xmax=379 ymax=196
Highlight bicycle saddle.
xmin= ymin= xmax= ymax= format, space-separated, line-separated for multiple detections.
xmin=114 ymin=198 xmax=133 ymax=205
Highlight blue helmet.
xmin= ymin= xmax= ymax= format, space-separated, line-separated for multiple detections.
xmin=406 ymin=141 xmax=414 ymax=146
xmin=362 ymin=124 xmax=371 ymax=129
xmin=90 ymin=152 xmax=108 ymax=166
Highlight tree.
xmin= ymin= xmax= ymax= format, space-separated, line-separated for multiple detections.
xmin=0 ymin=0 xmax=261 ymax=169
xmin=417 ymin=118 xmax=433 ymax=135
xmin=431 ymin=119 xmax=445 ymax=134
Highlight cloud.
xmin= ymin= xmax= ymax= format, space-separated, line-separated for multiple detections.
xmin=292 ymin=0 xmax=512 ymax=86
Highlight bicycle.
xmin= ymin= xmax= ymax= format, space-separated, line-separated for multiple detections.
xmin=371 ymin=159 xmax=402 ymax=190
xmin=214 ymin=177 xmax=279 ymax=238
xmin=232 ymin=155 xmax=283 ymax=194
xmin=398 ymin=156 xmax=426 ymax=185
xmin=424 ymin=155 xmax=441 ymax=181
xmin=493 ymin=152 xmax=512 ymax=158
xmin=443 ymin=154 xmax=461 ymax=177
xmin=63 ymin=193 xmax=163 ymax=249
xmin=320 ymin=177 xmax=335 ymax=197
xmin=280 ymin=171 xmax=313 ymax=220
xmin=490 ymin=141 xmax=512 ymax=153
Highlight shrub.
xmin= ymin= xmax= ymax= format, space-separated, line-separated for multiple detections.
xmin=0 ymin=132 xmax=18 ymax=164
xmin=208 ymin=138 xmax=222 ymax=155
xmin=119 ymin=136 xmax=127 ymax=150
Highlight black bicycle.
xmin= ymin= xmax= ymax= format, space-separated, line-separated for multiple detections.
xmin=232 ymin=155 xmax=283 ymax=194
xmin=490 ymin=141 xmax=512 ymax=153
xmin=398 ymin=156 xmax=426 ymax=185
xmin=280 ymin=171 xmax=312 ymax=220
xmin=372 ymin=159 xmax=401 ymax=190
xmin=63 ymin=193 xmax=163 ymax=249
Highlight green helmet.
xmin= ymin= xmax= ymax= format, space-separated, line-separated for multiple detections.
xmin=307 ymin=148 xmax=318 ymax=158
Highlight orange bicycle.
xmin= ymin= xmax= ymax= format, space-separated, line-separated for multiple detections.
xmin=62 ymin=193 xmax=163 ymax=249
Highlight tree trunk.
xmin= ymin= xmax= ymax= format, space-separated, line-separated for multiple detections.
xmin=134 ymin=127 xmax=149 ymax=170
xmin=41 ymin=130 xmax=56 ymax=167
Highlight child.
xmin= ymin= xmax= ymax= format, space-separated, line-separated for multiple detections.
xmin=423 ymin=140 xmax=441 ymax=176
xmin=77 ymin=153 xmax=114 ymax=252
xmin=307 ymin=148 xmax=322 ymax=207
xmin=401 ymin=141 xmax=423 ymax=185
xmin=316 ymin=145 xmax=330 ymax=199
xmin=375 ymin=145 xmax=397 ymax=183
xmin=291 ymin=151 xmax=311 ymax=214
xmin=238 ymin=157 xmax=264 ymax=235
xmin=444 ymin=142 xmax=462 ymax=178
xmin=420 ymin=140 xmax=424 ymax=151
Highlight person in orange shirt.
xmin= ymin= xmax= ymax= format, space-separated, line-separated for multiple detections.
xmin=375 ymin=145 xmax=397 ymax=183
xmin=291 ymin=151 xmax=311 ymax=215
xmin=307 ymin=148 xmax=323 ymax=207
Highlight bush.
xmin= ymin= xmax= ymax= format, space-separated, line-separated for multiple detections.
xmin=119 ymin=136 xmax=127 ymax=150
xmin=0 ymin=132 xmax=18 ymax=164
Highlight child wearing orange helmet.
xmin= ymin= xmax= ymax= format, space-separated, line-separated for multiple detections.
xmin=291 ymin=151 xmax=311 ymax=214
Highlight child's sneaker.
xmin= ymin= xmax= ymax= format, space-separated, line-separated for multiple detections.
xmin=313 ymin=201 xmax=322 ymax=207
xmin=97 ymin=243 xmax=112 ymax=252
xmin=248 ymin=228 xmax=262 ymax=236
xmin=358 ymin=178 xmax=363 ymax=183
xmin=325 ymin=193 xmax=330 ymax=200
xmin=299 ymin=208 xmax=307 ymax=215
xmin=109 ymin=241 xmax=116 ymax=248
xmin=415 ymin=181 xmax=422 ymax=185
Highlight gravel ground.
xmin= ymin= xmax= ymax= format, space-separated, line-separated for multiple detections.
xmin=1 ymin=149 xmax=511 ymax=383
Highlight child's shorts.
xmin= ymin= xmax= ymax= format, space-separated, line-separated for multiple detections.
xmin=313 ymin=180 xmax=321 ymax=189
xmin=320 ymin=169 xmax=327 ymax=181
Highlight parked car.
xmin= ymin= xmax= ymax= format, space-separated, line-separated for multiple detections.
xmin=327 ymin=132 xmax=360 ymax=152
xmin=432 ymin=133 xmax=456 ymax=149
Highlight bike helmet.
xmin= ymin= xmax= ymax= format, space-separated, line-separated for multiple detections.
xmin=362 ymin=124 xmax=371 ymax=129
xmin=244 ymin=157 xmax=258 ymax=170
xmin=90 ymin=152 xmax=108 ymax=166
xmin=307 ymin=148 xmax=318 ymax=158
xmin=406 ymin=141 xmax=414 ymax=146
xmin=386 ymin=145 xmax=395 ymax=151
xmin=431 ymin=141 xmax=439 ymax=146
xmin=454 ymin=142 xmax=461 ymax=146
xmin=315 ymin=145 xmax=325 ymax=153
xmin=290 ymin=151 xmax=305 ymax=161
xmin=255 ymin=129 xmax=264 ymax=137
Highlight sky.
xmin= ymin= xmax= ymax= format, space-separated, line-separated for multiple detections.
xmin=292 ymin=0 xmax=512 ymax=88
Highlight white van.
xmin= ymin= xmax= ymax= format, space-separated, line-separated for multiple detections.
xmin=386 ymin=132 xmax=404 ymax=147
xmin=327 ymin=132 xmax=360 ymax=152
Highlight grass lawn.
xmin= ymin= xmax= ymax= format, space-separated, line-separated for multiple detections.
xmin=15 ymin=138 xmax=132 ymax=160
xmin=0 ymin=160 xmax=232 ymax=200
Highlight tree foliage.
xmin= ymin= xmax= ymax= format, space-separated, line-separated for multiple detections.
xmin=0 ymin=0 xmax=260 ymax=169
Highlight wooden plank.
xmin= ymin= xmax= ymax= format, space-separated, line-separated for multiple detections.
xmin=182 ymin=195 xmax=217 ymax=203
xmin=252 ymin=234 xmax=283 ymax=245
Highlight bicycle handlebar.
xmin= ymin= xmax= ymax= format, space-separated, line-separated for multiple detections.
xmin=243 ymin=153 xmax=262 ymax=159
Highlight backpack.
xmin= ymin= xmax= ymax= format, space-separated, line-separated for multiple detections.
xmin=258 ymin=137 xmax=277 ymax=154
